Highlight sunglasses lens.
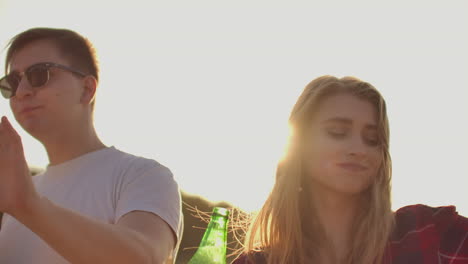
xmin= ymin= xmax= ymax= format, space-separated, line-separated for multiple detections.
xmin=28 ymin=66 xmax=49 ymax=87
xmin=0 ymin=75 xmax=18 ymax=99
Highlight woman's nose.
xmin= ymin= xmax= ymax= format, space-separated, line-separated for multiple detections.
xmin=347 ymin=136 xmax=367 ymax=157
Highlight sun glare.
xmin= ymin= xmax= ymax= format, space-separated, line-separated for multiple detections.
xmin=0 ymin=0 xmax=467 ymax=215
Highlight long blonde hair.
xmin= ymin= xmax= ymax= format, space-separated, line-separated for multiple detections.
xmin=242 ymin=76 xmax=394 ymax=264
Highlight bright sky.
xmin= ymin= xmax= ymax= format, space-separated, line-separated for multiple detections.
xmin=0 ymin=0 xmax=466 ymax=214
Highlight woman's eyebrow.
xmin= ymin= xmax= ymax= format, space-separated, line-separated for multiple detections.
xmin=321 ymin=117 xmax=352 ymax=125
xmin=322 ymin=117 xmax=378 ymax=130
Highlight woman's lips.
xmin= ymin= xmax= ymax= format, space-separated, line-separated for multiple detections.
xmin=337 ymin=162 xmax=367 ymax=172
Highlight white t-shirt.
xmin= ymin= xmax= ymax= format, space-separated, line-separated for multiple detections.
xmin=0 ymin=146 xmax=182 ymax=264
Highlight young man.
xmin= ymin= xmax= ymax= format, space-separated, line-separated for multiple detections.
xmin=0 ymin=28 xmax=182 ymax=263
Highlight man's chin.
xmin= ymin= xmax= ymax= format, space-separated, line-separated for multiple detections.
xmin=19 ymin=120 xmax=46 ymax=139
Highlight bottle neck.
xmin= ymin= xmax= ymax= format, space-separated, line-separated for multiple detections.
xmin=198 ymin=214 xmax=229 ymax=248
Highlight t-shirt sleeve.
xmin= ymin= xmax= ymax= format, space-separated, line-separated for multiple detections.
xmin=115 ymin=162 xmax=182 ymax=243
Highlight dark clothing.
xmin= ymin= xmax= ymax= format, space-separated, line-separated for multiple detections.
xmin=232 ymin=204 xmax=468 ymax=263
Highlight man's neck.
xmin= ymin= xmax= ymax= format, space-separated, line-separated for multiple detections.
xmin=42 ymin=124 xmax=106 ymax=166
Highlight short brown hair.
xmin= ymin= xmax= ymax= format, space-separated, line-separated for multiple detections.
xmin=4 ymin=27 xmax=99 ymax=82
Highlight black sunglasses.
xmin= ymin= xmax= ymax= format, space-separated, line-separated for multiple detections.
xmin=0 ymin=62 xmax=86 ymax=99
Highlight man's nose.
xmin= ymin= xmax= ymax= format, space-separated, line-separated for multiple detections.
xmin=14 ymin=76 xmax=34 ymax=99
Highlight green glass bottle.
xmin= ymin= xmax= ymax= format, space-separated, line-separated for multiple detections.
xmin=188 ymin=207 xmax=230 ymax=264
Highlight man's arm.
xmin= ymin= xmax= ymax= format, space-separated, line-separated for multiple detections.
xmin=13 ymin=196 xmax=176 ymax=264
xmin=0 ymin=116 xmax=176 ymax=264
xmin=118 ymin=211 xmax=176 ymax=263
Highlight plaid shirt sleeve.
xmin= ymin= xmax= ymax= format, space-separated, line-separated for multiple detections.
xmin=232 ymin=204 xmax=468 ymax=264
xmin=388 ymin=204 xmax=468 ymax=264
xmin=231 ymin=254 xmax=248 ymax=264
xmin=231 ymin=252 xmax=267 ymax=264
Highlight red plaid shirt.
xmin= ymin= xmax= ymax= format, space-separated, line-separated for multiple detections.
xmin=232 ymin=204 xmax=468 ymax=264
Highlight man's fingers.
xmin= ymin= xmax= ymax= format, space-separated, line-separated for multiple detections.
xmin=0 ymin=116 xmax=5 ymax=129
xmin=0 ymin=116 xmax=22 ymax=145
xmin=0 ymin=116 xmax=7 ymax=136
xmin=1 ymin=116 xmax=13 ymax=131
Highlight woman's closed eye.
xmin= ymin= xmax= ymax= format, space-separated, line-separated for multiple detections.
xmin=326 ymin=127 xmax=348 ymax=138
xmin=363 ymin=132 xmax=380 ymax=146
xmin=326 ymin=127 xmax=380 ymax=146
xmin=364 ymin=137 xmax=379 ymax=146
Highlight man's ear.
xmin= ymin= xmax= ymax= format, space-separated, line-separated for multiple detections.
xmin=80 ymin=75 xmax=98 ymax=105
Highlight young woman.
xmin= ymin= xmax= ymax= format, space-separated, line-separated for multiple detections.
xmin=232 ymin=76 xmax=468 ymax=264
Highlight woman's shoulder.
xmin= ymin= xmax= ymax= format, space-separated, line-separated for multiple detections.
xmin=393 ymin=204 xmax=466 ymax=234
xmin=231 ymin=251 xmax=267 ymax=264
xmin=391 ymin=204 xmax=468 ymax=258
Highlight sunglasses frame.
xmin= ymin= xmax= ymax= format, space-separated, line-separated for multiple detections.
xmin=0 ymin=62 xmax=87 ymax=99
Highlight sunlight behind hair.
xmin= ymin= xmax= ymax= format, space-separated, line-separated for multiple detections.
xmin=0 ymin=0 xmax=467 ymax=215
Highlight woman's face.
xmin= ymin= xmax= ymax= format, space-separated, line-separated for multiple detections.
xmin=303 ymin=93 xmax=382 ymax=196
